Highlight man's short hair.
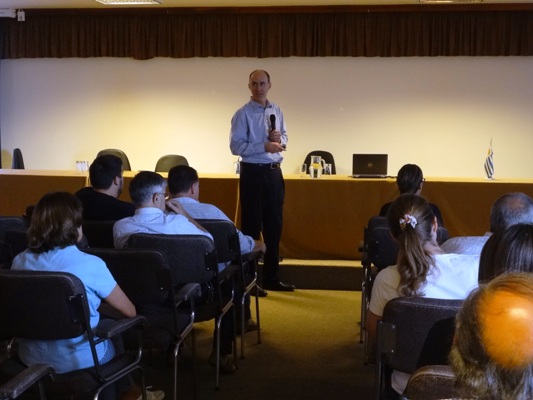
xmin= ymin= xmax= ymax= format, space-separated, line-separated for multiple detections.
xmin=128 ymin=171 xmax=166 ymax=207
xmin=89 ymin=155 xmax=123 ymax=190
xmin=450 ymin=272 xmax=533 ymax=399
xmin=167 ymin=165 xmax=199 ymax=196
xmin=489 ymin=192 xmax=533 ymax=232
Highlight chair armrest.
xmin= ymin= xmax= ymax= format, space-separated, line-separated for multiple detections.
xmin=0 ymin=364 xmax=52 ymax=399
xmin=241 ymin=250 xmax=261 ymax=263
xmin=174 ymin=283 xmax=201 ymax=304
xmin=218 ymin=263 xmax=240 ymax=282
xmin=94 ymin=315 xmax=146 ymax=339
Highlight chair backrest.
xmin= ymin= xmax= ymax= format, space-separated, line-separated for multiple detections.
xmin=0 ymin=217 xmax=27 ymax=242
xmin=82 ymin=220 xmax=116 ymax=249
xmin=127 ymin=233 xmax=217 ymax=286
xmin=376 ymin=297 xmax=463 ymax=399
xmin=402 ymin=365 xmax=463 ymax=400
xmin=365 ymin=216 xmax=398 ymax=270
xmin=82 ymin=248 xmax=174 ymax=307
xmin=11 ymin=148 xmax=25 ymax=170
xmin=195 ymin=219 xmax=241 ymax=265
xmin=96 ymin=149 xmax=131 ymax=171
xmin=0 ymin=270 xmax=89 ymax=341
xmin=377 ymin=296 xmax=463 ymax=372
xmin=154 ymin=155 xmax=189 ymax=172
xmin=303 ymin=150 xmax=336 ymax=174
xmin=3 ymin=230 xmax=29 ymax=263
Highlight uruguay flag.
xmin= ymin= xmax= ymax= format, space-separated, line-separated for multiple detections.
xmin=484 ymin=140 xmax=494 ymax=179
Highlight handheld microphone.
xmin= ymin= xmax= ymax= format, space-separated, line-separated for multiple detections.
xmin=270 ymin=114 xmax=276 ymax=131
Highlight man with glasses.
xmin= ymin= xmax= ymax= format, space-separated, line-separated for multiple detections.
xmin=112 ymin=171 xmax=238 ymax=373
xmin=113 ymin=171 xmax=209 ymax=249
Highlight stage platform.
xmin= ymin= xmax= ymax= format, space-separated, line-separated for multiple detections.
xmin=260 ymin=259 xmax=362 ymax=291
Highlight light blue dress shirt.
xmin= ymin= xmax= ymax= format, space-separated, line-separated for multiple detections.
xmin=113 ymin=207 xmax=212 ymax=249
xmin=170 ymin=197 xmax=255 ymax=255
xmin=230 ymin=98 xmax=287 ymax=164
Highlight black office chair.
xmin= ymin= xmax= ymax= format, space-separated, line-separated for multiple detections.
xmin=127 ymin=233 xmax=237 ymax=390
xmin=154 ymin=155 xmax=189 ymax=172
xmin=0 ymin=218 xmax=28 ymax=269
xmin=360 ymin=216 xmax=397 ymax=353
xmin=11 ymin=149 xmax=24 ymax=170
xmin=0 ymin=363 xmax=51 ymax=400
xmin=0 ymin=269 xmax=147 ymax=400
xmin=375 ymin=297 xmax=463 ymax=400
xmin=82 ymin=248 xmax=200 ymax=400
xmin=196 ymin=219 xmax=261 ymax=359
xmin=96 ymin=149 xmax=131 ymax=171
xmin=303 ymin=150 xmax=336 ymax=174
xmin=0 ymin=217 xmax=27 ymax=242
xmin=82 ymin=220 xmax=117 ymax=249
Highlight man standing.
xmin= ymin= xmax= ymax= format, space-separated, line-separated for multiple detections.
xmin=230 ymin=69 xmax=295 ymax=292
xmin=75 ymin=154 xmax=135 ymax=220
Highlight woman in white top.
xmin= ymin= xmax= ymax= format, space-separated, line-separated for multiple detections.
xmin=367 ymin=194 xmax=479 ymax=399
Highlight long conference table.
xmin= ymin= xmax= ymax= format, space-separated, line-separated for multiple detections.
xmin=1 ymin=169 xmax=533 ymax=260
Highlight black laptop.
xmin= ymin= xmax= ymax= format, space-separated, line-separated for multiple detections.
xmin=351 ymin=154 xmax=388 ymax=178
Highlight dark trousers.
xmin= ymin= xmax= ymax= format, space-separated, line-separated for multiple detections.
xmin=239 ymin=163 xmax=285 ymax=283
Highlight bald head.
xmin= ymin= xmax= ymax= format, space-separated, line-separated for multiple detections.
xmin=479 ymin=284 xmax=533 ymax=368
xmin=490 ymin=192 xmax=533 ymax=232
xmin=451 ymin=272 xmax=533 ymax=399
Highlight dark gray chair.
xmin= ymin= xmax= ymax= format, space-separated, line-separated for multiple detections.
xmin=82 ymin=220 xmax=117 ymax=249
xmin=126 ymin=233 xmax=237 ymax=390
xmin=401 ymin=365 xmax=465 ymax=400
xmin=82 ymin=248 xmax=200 ymax=400
xmin=154 ymin=155 xmax=189 ymax=172
xmin=96 ymin=149 xmax=131 ymax=171
xmin=0 ymin=269 xmax=147 ymax=400
xmin=375 ymin=297 xmax=463 ymax=400
xmin=0 ymin=217 xmax=27 ymax=242
xmin=11 ymin=149 xmax=24 ymax=170
xmin=360 ymin=216 xmax=397 ymax=352
xmin=0 ymin=363 xmax=51 ymax=400
xmin=196 ymin=219 xmax=261 ymax=359
xmin=303 ymin=150 xmax=336 ymax=174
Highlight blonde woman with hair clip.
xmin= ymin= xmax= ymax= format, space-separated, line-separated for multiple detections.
xmin=366 ymin=194 xmax=479 ymax=400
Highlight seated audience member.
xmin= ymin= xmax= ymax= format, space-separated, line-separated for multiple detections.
xmin=113 ymin=171 xmax=236 ymax=373
xmin=451 ymin=272 xmax=533 ymax=400
xmin=11 ymin=192 xmax=163 ymax=400
xmin=367 ymin=194 xmax=479 ymax=399
xmin=379 ymin=164 xmax=444 ymax=226
xmin=478 ymin=223 xmax=533 ymax=283
xmin=167 ymin=165 xmax=266 ymax=330
xmin=75 ymin=154 xmax=135 ymax=220
xmin=441 ymin=192 xmax=533 ymax=256
xmin=113 ymin=171 xmax=210 ymax=249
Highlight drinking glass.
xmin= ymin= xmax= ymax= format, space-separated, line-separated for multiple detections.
xmin=299 ymin=164 xmax=307 ymax=177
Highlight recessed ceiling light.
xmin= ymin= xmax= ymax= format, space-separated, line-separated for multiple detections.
xmin=95 ymin=0 xmax=162 ymax=5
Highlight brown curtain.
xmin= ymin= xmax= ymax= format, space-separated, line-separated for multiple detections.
xmin=0 ymin=6 xmax=532 ymax=60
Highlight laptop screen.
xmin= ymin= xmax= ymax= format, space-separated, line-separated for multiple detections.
xmin=352 ymin=154 xmax=388 ymax=177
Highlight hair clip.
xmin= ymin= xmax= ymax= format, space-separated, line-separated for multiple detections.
xmin=400 ymin=214 xmax=418 ymax=230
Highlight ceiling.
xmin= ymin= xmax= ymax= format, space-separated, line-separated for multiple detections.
xmin=2 ymin=0 xmax=533 ymax=9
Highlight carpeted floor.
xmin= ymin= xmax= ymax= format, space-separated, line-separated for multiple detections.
xmin=143 ymin=289 xmax=375 ymax=400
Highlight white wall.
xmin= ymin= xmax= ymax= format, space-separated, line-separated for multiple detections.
xmin=1 ymin=56 xmax=532 ymax=178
